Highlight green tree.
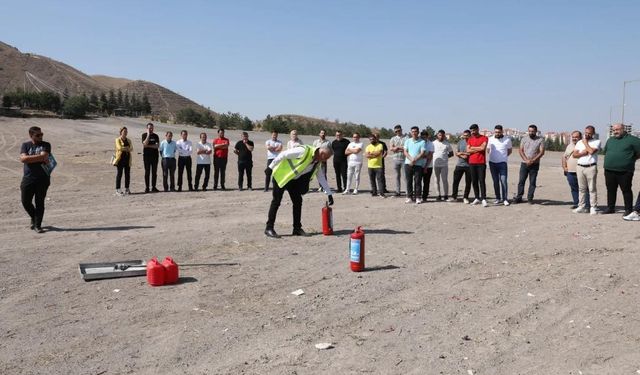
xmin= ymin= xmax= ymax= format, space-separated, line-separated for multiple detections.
xmin=2 ymin=95 xmax=11 ymax=108
xmin=99 ymin=92 xmax=108 ymax=114
xmin=241 ymin=116 xmax=253 ymax=131
xmin=123 ymin=92 xmax=130 ymax=113
xmin=62 ymin=95 xmax=90 ymax=119
xmin=141 ymin=93 xmax=151 ymax=114
xmin=116 ymin=89 xmax=123 ymax=108
xmin=176 ymin=108 xmax=203 ymax=125
xmin=107 ymin=90 xmax=117 ymax=115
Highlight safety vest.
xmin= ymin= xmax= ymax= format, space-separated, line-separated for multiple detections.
xmin=272 ymin=146 xmax=317 ymax=188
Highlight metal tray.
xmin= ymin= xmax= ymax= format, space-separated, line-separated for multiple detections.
xmin=79 ymin=260 xmax=147 ymax=281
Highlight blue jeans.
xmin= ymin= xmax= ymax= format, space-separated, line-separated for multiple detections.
xmin=517 ymin=162 xmax=539 ymax=200
xmin=489 ymin=162 xmax=508 ymax=201
xmin=566 ymin=172 xmax=590 ymax=207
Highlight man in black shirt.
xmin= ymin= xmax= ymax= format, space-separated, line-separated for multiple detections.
xmin=234 ymin=132 xmax=255 ymax=190
xmin=331 ymin=130 xmax=350 ymax=192
xmin=20 ymin=126 xmax=52 ymax=233
xmin=141 ymin=122 xmax=160 ymax=193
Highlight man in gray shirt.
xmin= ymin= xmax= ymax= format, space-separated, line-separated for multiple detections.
xmin=450 ymin=129 xmax=471 ymax=203
xmin=389 ymin=124 xmax=406 ymax=197
xmin=515 ymin=124 xmax=545 ymax=204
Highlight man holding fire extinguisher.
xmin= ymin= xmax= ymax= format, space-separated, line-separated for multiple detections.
xmin=265 ymin=145 xmax=334 ymax=238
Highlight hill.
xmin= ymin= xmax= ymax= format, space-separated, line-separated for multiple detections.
xmin=0 ymin=41 xmax=209 ymax=116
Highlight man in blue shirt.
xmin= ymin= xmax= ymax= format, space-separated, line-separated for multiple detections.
xmin=403 ymin=126 xmax=426 ymax=204
xmin=159 ymin=131 xmax=177 ymax=192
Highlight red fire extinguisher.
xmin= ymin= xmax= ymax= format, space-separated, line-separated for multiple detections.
xmin=322 ymin=201 xmax=333 ymax=235
xmin=350 ymin=226 xmax=365 ymax=272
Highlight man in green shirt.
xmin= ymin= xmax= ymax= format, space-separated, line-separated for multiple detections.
xmin=603 ymin=123 xmax=640 ymax=216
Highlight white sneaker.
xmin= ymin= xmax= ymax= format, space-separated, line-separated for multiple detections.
xmin=503 ymin=200 xmax=510 ymax=206
xmin=590 ymin=207 xmax=600 ymax=215
xmin=482 ymin=199 xmax=488 ymax=207
xmin=463 ymin=198 xmax=470 ymax=204
xmin=353 ymin=189 xmax=359 ymax=195
xmin=415 ymin=199 xmax=423 ymax=205
xmin=470 ymin=199 xmax=480 ymax=205
xmin=623 ymin=211 xmax=640 ymax=221
xmin=447 ymin=197 xmax=456 ymax=202
xmin=573 ymin=206 xmax=588 ymax=213
xmin=115 ymin=189 xmax=124 ymax=196
xmin=405 ymin=198 xmax=413 ymax=204
xmin=493 ymin=199 xmax=501 ymax=205
xmin=342 ymin=189 xmax=350 ymax=195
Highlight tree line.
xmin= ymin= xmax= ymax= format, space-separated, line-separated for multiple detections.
xmin=1 ymin=89 xmax=152 ymax=119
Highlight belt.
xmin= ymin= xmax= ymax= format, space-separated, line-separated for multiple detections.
xmin=578 ymin=163 xmax=596 ymax=168
xmin=178 ymin=155 xmax=191 ymax=158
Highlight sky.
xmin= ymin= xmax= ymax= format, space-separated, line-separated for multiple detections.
xmin=2 ymin=0 xmax=640 ymax=133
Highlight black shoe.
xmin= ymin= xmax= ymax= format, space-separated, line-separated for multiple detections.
xmin=264 ymin=189 xmax=269 ymax=192
xmin=514 ymin=197 xmax=523 ymax=204
xmin=221 ymin=185 xmax=226 ymax=190
xmin=528 ymin=200 xmax=535 ymax=205
xmin=145 ymin=188 xmax=150 ymax=194
xmin=33 ymin=226 xmax=44 ymax=234
xmin=213 ymin=186 xmax=218 ymax=191
xmin=292 ymin=228 xmax=310 ymax=237
xmin=264 ymin=229 xmax=280 ymax=238
xmin=602 ymin=208 xmax=616 ymax=214
xmin=177 ymin=187 xmax=182 ymax=192
xmin=239 ymin=187 xmax=244 ymax=191
xmin=371 ymin=192 xmax=377 ymax=197
xmin=202 ymin=187 xmax=207 ymax=192
xmin=30 ymin=218 xmax=35 ymax=230
xmin=152 ymin=187 xmax=160 ymax=193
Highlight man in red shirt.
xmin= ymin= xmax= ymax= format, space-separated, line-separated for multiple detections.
xmin=212 ymin=128 xmax=230 ymax=190
xmin=466 ymin=124 xmax=488 ymax=207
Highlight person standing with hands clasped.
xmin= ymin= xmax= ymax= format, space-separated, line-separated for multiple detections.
xmin=141 ymin=122 xmax=160 ymax=193
xmin=113 ymin=126 xmax=132 ymax=196
xmin=159 ymin=131 xmax=177 ymax=192
xmin=572 ymin=125 xmax=601 ymax=215
xmin=264 ymin=144 xmax=334 ymax=238
xmin=176 ymin=130 xmax=193 ymax=192
xmin=264 ymin=131 xmax=282 ymax=192
xmin=234 ymin=132 xmax=254 ymax=191
xmin=515 ymin=124 xmax=545 ymax=204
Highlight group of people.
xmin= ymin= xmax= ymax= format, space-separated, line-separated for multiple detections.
xmin=18 ymin=121 xmax=640 ymax=234
xmin=113 ymin=123 xmax=251 ymax=194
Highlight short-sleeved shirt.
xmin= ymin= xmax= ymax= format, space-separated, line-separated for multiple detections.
xmin=432 ymin=140 xmax=452 ymax=168
xmin=213 ymin=137 xmax=230 ymax=158
xmin=21 ymin=141 xmax=52 ymax=182
xmin=564 ymin=143 xmax=578 ymax=172
xmin=159 ymin=140 xmax=177 ymax=158
xmin=520 ymin=136 xmax=544 ymax=161
xmin=366 ymin=143 xmax=384 ymax=169
xmin=404 ymin=138 xmax=427 ymax=167
xmin=196 ymin=142 xmax=212 ymax=164
xmin=488 ymin=136 xmax=512 ymax=164
xmin=574 ymin=139 xmax=601 ymax=165
xmin=313 ymin=138 xmax=330 ymax=149
xmin=287 ymin=139 xmax=303 ymax=149
xmin=456 ymin=139 xmax=469 ymax=167
xmin=235 ymin=140 xmax=254 ymax=163
xmin=347 ymin=142 xmax=364 ymax=164
xmin=390 ymin=135 xmax=407 ymax=162
xmin=467 ymin=135 xmax=488 ymax=165
xmin=176 ymin=139 xmax=193 ymax=157
xmin=141 ymin=133 xmax=160 ymax=157
xmin=331 ymin=138 xmax=350 ymax=162
xmin=265 ymin=139 xmax=282 ymax=159
xmin=604 ymin=133 xmax=640 ymax=172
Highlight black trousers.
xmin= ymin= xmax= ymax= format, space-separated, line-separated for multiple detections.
xmin=266 ymin=173 xmax=312 ymax=231
xmin=115 ymin=164 xmax=130 ymax=189
xmin=238 ymin=161 xmax=253 ymax=189
xmin=421 ymin=167 xmax=433 ymax=200
xmin=213 ymin=156 xmax=227 ymax=188
xmin=405 ymin=165 xmax=424 ymax=200
xmin=469 ymin=164 xmax=487 ymax=200
xmin=162 ymin=157 xmax=176 ymax=191
xmin=177 ymin=156 xmax=193 ymax=190
xmin=195 ymin=164 xmax=210 ymax=190
xmin=516 ymin=162 xmax=539 ymax=200
xmin=265 ymin=159 xmax=274 ymax=190
xmin=451 ymin=165 xmax=471 ymax=199
xmin=21 ymin=177 xmax=50 ymax=227
xmin=604 ymin=169 xmax=634 ymax=212
xmin=143 ymin=153 xmax=159 ymax=189
xmin=333 ymin=159 xmax=348 ymax=191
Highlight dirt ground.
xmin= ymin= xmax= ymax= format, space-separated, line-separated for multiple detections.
xmin=1 ymin=117 xmax=639 ymax=375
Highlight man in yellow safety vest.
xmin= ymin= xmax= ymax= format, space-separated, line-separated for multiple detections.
xmin=265 ymin=144 xmax=334 ymax=238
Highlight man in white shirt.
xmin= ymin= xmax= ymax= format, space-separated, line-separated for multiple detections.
xmin=487 ymin=125 xmax=513 ymax=205
xmin=176 ymin=130 xmax=193 ymax=192
xmin=343 ymin=133 xmax=364 ymax=195
xmin=287 ymin=129 xmax=303 ymax=149
xmin=432 ymin=130 xmax=453 ymax=201
xmin=264 ymin=131 xmax=283 ymax=192
xmin=313 ymin=129 xmax=331 ymax=192
xmin=572 ymin=125 xmax=601 ymax=215
xmin=194 ymin=132 xmax=212 ymax=191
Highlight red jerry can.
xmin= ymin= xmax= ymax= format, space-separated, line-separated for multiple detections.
xmin=146 ymin=257 xmax=166 ymax=286
xmin=349 ymin=226 xmax=365 ymax=272
xmin=161 ymin=257 xmax=180 ymax=284
xmin=322 ymin=201 xmax=333 ymax=235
